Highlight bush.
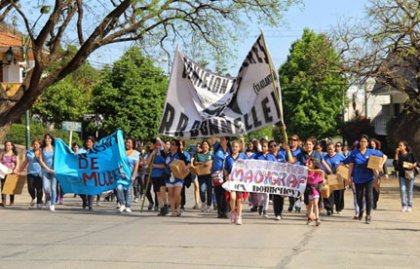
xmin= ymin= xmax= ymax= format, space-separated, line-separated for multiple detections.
xmin=5 ymin=123 xmax=81 ymax=147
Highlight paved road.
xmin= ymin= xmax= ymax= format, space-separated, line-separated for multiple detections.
xmin=0 ymin=176 xmax=419 ymax=269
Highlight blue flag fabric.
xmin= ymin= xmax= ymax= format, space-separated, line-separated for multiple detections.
xmin=54 ymin=130 xmax=131 ymax=195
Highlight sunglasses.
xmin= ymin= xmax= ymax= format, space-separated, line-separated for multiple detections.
xmin=269 ymin=144 xmax=277 ymax=148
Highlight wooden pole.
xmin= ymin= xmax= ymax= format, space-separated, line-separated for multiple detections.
xmin=140 ymin=152 xmax=155 ymax=212
xmin=260 ymin=32 xmax=293 ymax=162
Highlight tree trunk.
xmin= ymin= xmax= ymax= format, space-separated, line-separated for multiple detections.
xmin=0 ymin=120 xmax=12 ymax=144
xmin=388 ymin=113 xmax=420 ymax=160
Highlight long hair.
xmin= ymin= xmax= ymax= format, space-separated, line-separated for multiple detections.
xmin=42 ymin=133 xmax=55 ymax=147
xmin=4 ymin=141 xmax=18 ymax=156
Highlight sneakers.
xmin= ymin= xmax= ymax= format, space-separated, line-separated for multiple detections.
xmin=206 ymin=205 xmax=211 ymax=213
xmin=401 ymin=206 xmax=408 ymax=212
xmin=147 ymin=203 xmax=154 ymax=211
xmin=126 ymin=207 xmax=132 ymax=214
xmin=407 ymin=207 xmax=412 ymax=213
xmin=201 ymin=204 xmax=206 ymax=212
xmin=45 ymin=201 xmax=51 ymax=209
xmin=316 ymin=218 xmax=321 ymax=226
xmin=9 ymin=202 xmax=14 ymax=206
xmin=275 ymin=215 xmax=282 ymax=221
xmin=365 ymin=215 xmax=371 ymax=224
xmin=263 ymin=210 xmax=268 ymax=218
xmin=133 ymin=198 xmax=139 ymax=203
xmin=37 ymin=203 xmax=43 ymax=209
xmin=258 ymin=206 xmax=263 ymax=215
xmin=236 ymin=216 xmax=242 ymax=225
xmin=50 ymin=205 xmax=55 ymax=212
xmin=119 ymin=205 xmax=126 ymax=213
xmin=230 ymin=211 xmax=237 ymax=224
xmin=30 ymin=199 xmax=35 ymax=207
xmin=58 ymin=198 xmax=63 ymax=205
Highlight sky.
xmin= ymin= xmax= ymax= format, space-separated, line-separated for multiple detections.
xmin=87 ymin=0 xmax=369 ymax=74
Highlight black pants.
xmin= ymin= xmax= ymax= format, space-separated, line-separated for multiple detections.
xmin=80 ymin=194 xmax=93 ymax=208
xmin=27 ymin=174 xmax=43 ymax=204
xmin=373 ymin=188 xmax=380 ymax=209
xmin=181 ymin=184 xmax=186 ymax=208
xmin=198 ymin=175 xmax=212 ymax=206
xmin=355 ymin=180 xmax=373 ymax=217
xmin=1 ymin=177 xmax=14 ymax=203
xmin=288 ymin=197 xmax=296 ymax=210
xmin=141 ymin=174 xmax=154 ymax=205
xmin=334 ymin=189 xmax=345 ymax=212
xmin=214 ymin=184 xmax=227 ymax=217
xmin=272 ymin=195 xmax=284 ymax=216
xmin=323 ymin=194 xmax=335 ymax=213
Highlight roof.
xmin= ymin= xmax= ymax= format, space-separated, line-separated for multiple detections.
xmin=0 ymin=32 xmax=34 ymax=61
xmin=0 ymin=32 xmax=23 ymax=48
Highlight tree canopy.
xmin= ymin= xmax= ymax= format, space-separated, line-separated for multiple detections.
xmin=92 ymin=47 xmax=167 ymax=141
xmin=0 ymin=0 xmax=300 ymax=142
xmin=279 ymin=29 xmax=348 ymax=139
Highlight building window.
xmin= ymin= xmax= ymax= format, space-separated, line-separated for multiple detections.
xmin=393 ymin=103 xmax=401 ymax=117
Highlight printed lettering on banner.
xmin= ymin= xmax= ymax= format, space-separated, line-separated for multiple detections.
xmin=222 ymin=160 xmax=308 ymax=198
xmin=159 ymin=35 xmax=284 ymax=138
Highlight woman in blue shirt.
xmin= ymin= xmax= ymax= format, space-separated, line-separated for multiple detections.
xmin=147 ymin=139 xmax=168 ymax=216
xmin=324 ymin=143 xmax=346 ymax=215
xmin=249 ymin=138 xmax=276 ymax=218
xmin=347 ymin=135 xmax=385 ymax=224
xmin=37 ymin=134 xmax=57 ymax=211
xmin=211 ymin=136 xmax=231 ymax=218
xmin=224 ymin=140 xmax=247 ymax=225
xmin=165 ymin=139 xmax=188 ymax=217
xmin=117 ymin=137 xmax=139 ymax=214
xmin=17 ymin=139 xmax=44 ymax=208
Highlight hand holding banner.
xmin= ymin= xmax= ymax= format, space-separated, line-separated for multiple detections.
xmin=222 ymin=160 xmax=308 ymax=198
xmin=54 ymin=130 xmax=132 ymax=195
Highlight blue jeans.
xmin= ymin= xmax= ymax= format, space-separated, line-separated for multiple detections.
xmin=117 ymin=184 xmax=132 ymax=208
xmin=43 ymin=173 xmax=57 ymax=206
xmin=399 ymin=176 xmax=415 ymax=207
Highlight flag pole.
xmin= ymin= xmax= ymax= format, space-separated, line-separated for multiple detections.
xmin=260 ymin=31 xmax=293 ymax=162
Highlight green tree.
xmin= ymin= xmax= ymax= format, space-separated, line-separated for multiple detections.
xmin=279 ymin=29 xmax=348 ymax=139
xmin=92 ymin=48 xmax=167 ymax=141
xmin=32 ymin=63 xmax=98 ymax=125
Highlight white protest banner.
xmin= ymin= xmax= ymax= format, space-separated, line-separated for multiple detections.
xmin=222 ymin=160 xmax=308 ymax=198
xmin=159 ymin=35 xmax=283 ymax=138
xmin=0 ymin=163 xmax=11 ymax=179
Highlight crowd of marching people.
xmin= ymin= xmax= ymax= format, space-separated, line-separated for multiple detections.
xmin=0 ymin=133 xmax=418 ymax=226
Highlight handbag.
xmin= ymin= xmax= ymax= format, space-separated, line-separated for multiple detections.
xmin=404 ymin=169 xmax=414 ymax=180
xmin=211 ymin=153 xmax=227 ymax=187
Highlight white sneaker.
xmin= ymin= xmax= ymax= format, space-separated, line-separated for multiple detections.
xmin=201 ymin=204 xmax=206 ymax=212
xmin=37 ymin=203 xmax=43 ymax=209
xmin=125 ymin=207 xmax=132 ymax=214
xmin=407 ymin=207 xmax=412 ymax=213
xmin=46 ymin=201 xmax=51 ymax=209
xmin=402 ymin=206 xmax=408 ymax=212
xmin=236 ymin=216 xmax=242 ymax=225
xmin=119 ymin=205 xmax=126 ymax=213
xmin=50 ymin=205 xmax=55 ymax=212
xmin=275 ymin=215 xmax=282 ymax=221
xmin=30 ymin=199 xmax=35 ymax=207
xmin=133 ymin=198 xmax=139 ymax=203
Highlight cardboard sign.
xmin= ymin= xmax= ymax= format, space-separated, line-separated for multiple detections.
xmin=367 ymin=155 xmax=383 ymax=171
xmin=2 ymin=174 xmax=27 ymax=195
xmin=336 ymin=165 xmax=349 ymax=185
xmin=320 ymin=184 xmax=330 ymax=199
xmin=403 ymin=162 xmax=413 ymax=169
xmin=191 ymin=162 xmax=212 ymax=176
xmin=327 ymin=174 xmax=344 ymax=192
xmin=169 ymin=160 xmax=189 ymax=179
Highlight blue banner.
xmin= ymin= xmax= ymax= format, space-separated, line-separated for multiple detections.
xmin=54 ymin=130 xmax=131 ymax=195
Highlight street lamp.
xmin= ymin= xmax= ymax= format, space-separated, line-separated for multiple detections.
xmin=5 ymin=47 xmax=14 ymax=64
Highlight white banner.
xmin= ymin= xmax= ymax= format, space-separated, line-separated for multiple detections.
xmin=159 ymin=35 xmax=283 ymax=138
xmin=222 ymin=160 xmax=308 ymax=198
